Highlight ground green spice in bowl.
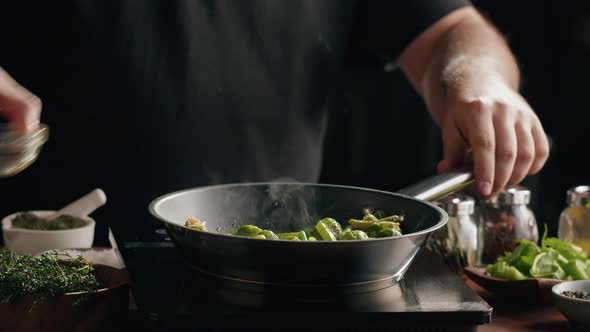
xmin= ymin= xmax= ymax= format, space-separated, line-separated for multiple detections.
xmin=11 ymin=212 xmax=89 ymax=231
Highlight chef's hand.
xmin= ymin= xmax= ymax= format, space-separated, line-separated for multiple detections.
xmin=397 ymin=6 xmax=550 ymax=198
xmin=0 ymin=66 xmax=42 ymax=134
xmin=436 ymin=78 xmax=550 ymax=197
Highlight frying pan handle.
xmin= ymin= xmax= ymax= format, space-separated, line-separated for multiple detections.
xmin=396 ymin=170 xmax=474 ymax=202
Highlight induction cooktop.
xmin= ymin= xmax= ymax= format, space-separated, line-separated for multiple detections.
xmin=117 ymin=229 xmax=492 ymax=332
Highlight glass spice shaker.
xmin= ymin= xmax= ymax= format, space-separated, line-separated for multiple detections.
xmin=0 ymin=121 xmax=49 ymax=177
xmin=478 ymin=185 xmax=539 ymax=265
xmin=558 ymin=186 xmax=590 ymax=254
xmin=428 ymin=193 xmax=477 ymax=272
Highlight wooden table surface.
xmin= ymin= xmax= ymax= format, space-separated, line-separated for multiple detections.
xmin=464 ymin=277 xmax=572 ymax=332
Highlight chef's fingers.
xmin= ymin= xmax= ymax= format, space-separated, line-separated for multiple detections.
xmin=438 ymin=117 xmax=469 ymax=173
xmin=465 ymin=100 xmax=496 ymax=197
xmin=491 ymin=105 xmax=517 ymax=194
xmin=0 ymin=67 xmax=42 ymax=134
xmin=529 ymin=117 xmax=550 ymax=175
xmin=507 ymin=121 xmax=534 ymax=186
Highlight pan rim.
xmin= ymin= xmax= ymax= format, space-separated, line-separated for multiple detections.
xmin=148 ymin=182 xmax=448 ymax=243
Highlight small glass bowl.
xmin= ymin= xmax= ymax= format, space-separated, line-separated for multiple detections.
xmin=0 ymin=123 xmax=49 ymax=177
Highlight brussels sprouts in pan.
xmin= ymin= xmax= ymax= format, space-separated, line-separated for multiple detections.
xmin=186 ymin=213 xmax=404 ymax=241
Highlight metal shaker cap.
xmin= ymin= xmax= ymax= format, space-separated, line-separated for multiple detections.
xmin=488 ymin=185 xmax=531 ymax=205
xmin=437 ymin=193 xmax=475 ymax=216
xmin=566 ymin=186 xmax=590 ymax=206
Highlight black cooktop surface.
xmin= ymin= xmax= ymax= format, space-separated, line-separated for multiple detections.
xmin=118 ymin=233 xmax=492 ymax=331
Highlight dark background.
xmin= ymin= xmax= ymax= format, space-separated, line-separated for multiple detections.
xmin=1 ymin=1 xmax=589 ymax=242
xmin=321 ymin=0 xmax=590 ymax=235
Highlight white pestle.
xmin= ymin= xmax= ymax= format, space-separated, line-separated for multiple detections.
xmin=50 ymin=188 xmax=107 ymax=219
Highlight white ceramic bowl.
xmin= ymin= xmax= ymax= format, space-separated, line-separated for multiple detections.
xmin=552 ymin=280 xmax=590 ymax=328
xmin=1 ymin=210 xmax=95 ymax=254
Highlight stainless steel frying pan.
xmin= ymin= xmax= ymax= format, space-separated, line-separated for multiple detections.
xmin=149 ymin=171 xmax=473 ymax=289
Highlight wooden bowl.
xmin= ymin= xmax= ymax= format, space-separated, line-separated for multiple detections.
xmin=0 ymin=264 xmax=129 ymax=332
xmin=464 ymin=266 xmax=563 ymax=305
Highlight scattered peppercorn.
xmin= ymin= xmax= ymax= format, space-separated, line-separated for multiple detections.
xmin=562 ymin=290 xmax=590 ymax=300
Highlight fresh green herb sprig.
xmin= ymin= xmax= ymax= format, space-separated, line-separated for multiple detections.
xmin=0 ymin=250 xmax=99 ymax=304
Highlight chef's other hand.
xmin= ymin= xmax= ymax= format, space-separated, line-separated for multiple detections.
xmin=0 ymin=66 xmax=42 ymax=135
xmin=436 ymin=78 xmax=550 ymax=197
xmin=397 ymin=7 xmax=550 ymax=198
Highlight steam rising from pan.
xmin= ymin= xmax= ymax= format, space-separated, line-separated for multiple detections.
xmin=217 ymin=178 xmax=322 ymax=233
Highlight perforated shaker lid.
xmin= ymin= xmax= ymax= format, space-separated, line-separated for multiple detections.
xmin=488 ymin=185 xmax=531 ymax=205
xmin=436 ymin=193 xmax=475 ymax=216
xmin=566 ymin=186 xmax=590 ymax=206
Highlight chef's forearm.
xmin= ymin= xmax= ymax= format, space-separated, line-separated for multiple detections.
xmin=399 ymin=7 xmax=520 ymax=125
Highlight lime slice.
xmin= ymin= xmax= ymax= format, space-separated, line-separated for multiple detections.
xmin=378 ymin=215 xmax=402 ymax=222
xmin=530 ymin=252 xmax=565 ymax=279
xmin=316 ymin=218 xmax=342 ymax=240
xmin=316 ymin=221 xmax=337 ymax=241
xmin=486 ymin=261 xmax=527 ymax=280
xmin=297 ymin=230 xmax=308 ymax=241
xmin=362 ymin=214 xmax=378 ymax=222
xmin=349 ymin=219 xmax=374 ymax=230
xmin=563 ymin=259 xmax=589 ymax=280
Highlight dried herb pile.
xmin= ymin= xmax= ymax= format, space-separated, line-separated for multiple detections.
xmin=0 ymin=250 xmax=99 ymax=303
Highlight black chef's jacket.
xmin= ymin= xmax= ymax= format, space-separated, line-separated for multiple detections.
xmin=0 ymin=0 xmax=469 ymax=244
